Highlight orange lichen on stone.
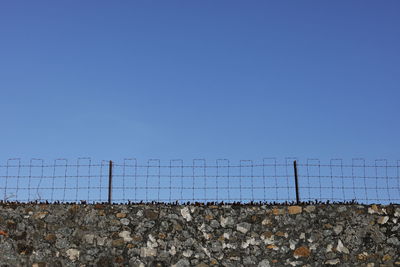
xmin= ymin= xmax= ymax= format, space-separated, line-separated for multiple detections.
xmin=98 ymin=210 xmax=105 ymax=216
xmin=204 ymin=214 xmax=213 ymax=220
xmin=272 ymin=208 xmax=284 ymax=215
xmin=267 ymin=244 xmax=278 ymax=250
xmin=0 ymin=230 xmax=8 ymax=237
xmin=262 ymin=232 xmax=273 ymax=239
xmin=288 ymin=206 xmax=302 ymax=215
xmin=210 ymin=259 xmax=218 ymax=265
xmin=44 ymin=234 xmax=56 ymax=242
xmin=371 ymin=204 xmax=379 ymax=212
xmin=158 ymin=233 xmax=166 ymax=239
xmin=383 ymin=254 xmax=392 ymax=262
xmin=355 ymin=209 xmax=365 ymax=215
xmin=132 ymin=235 xmax=143 ymax=242
xmin=275 ymin=231 xmax=286 ymax=237
xmin=294 ymin=246 xmax=311 ymax=258
xmin=33 ymin=211 xmax=48 ymax=220
xmin=357 ymin=253 xmax=368 ymax=261
xmin=69 ymin=205 xmax=79 ymax=213
xmin=94 ymin=203 xmax=105 ymax=209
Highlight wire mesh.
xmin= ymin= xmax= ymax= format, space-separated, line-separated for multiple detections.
xmin=0 ymin=158 xmax=399 ymax=204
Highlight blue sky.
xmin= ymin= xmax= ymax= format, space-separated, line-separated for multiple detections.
xmin=1 ymin=0 xmax=399 ymax=164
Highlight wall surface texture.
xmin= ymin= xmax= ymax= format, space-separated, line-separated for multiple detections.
xmin=0 ymin=203 xmax=399 ymax=266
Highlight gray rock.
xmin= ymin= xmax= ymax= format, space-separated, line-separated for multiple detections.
xmin=237 ymin=222 xmax=251 ymax=234
xmin=387 ymin=237 xmax=400 ymax=246
xmin=258 ymin=259 xmax=271 ymax=267
xmin=333 ymin=224 xmax=343 ymax=235
xmin=210 ymin=219 xmax=220 ymax=228
xmin=120 ymin=218 xmax=130 ymax=225
xmin=173 ymin=258 xmax=190 ymax=267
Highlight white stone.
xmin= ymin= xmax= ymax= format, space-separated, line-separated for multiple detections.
xmin=118 ymin=231 xmax=132 ymax=242
xmin=169 ymin=246 xmax=176 ymax=255
xmin=236 ymin=223 xmax=251 ymax=234
xmin=262 ymin=235 xmax=275 ymax=245
xmin=183 ymin=250 xmax=193 ymax=257
xmin=326 ymin=244 xmax=333 ymax=252
xmin=180 ymin=207 xmax=192 ymax=222
xmin=97 ymin=237 xmax=107 ymax=246
xmin=333 ymin=225 xmax=343 ymax=235
xmin=148 ymin=234 xmax=157 ymax=243
xmin=378 ymin=216 xmax=389 ymax=225
xmin=66 ymin=249 xmax=80 ymax=262
xmin=220 ymin=216 xmax=234 ymax=227
xmin=325 ymin=259 xmax=340 ymax=265
xmin=140 ymin=247 xmax=157 ymax=257
xmin=299 ymin=233 xmax=305 ymax=239
xmin=336 ymin=239 xmax=349 ymax=254
xmin=289 ymin=239 xmax=297 ymax=250
xmin=237 ymin=225 xmax=248 ymax=234
xmin=221 ymin=216 xmax=228 ymax=227
xmin=203 ymin=232 xmax=211 ymax=240
xmin=147 ymin=241 xmax=157 ymax=249
xmin=83 ymin=234 xmax=95 ymax=244
xmin=198 ymin=223 xmax=206 ymax=231
xmin=304 ymin=205 xmax=316 ymax=213
xmin=394 ymin=208 xmax=400 ymax=217
xmin=261 ymin=218 xmax=272 ymax=225
xmin=241 ymin=237 xmax=258 ymax=248
xmin=222 ymin=243 xmax=236 ymax=249
xmin=223 ymin=233 xmax=230 ymax=239
xmin=120 ymin=218 xmax=130 ymax=225
xmin=201 ymin=245 xmax=211 ymax=258
xmin=368 ymin=208 xmax=376 ymax=214
xmin=287 ymin=260 xmax=303 ymax=266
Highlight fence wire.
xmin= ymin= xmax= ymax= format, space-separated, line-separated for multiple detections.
xmin=0 ymin=158 xmax=399 ymax=204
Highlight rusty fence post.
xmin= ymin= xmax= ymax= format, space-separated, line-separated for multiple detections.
xmin=108 ymin=160 xmax=113 ymax=204
xmin=293 ymin=160 xmax=300 ymax=204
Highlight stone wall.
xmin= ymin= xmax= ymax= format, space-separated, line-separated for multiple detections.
xmin=0 ymin=202 xmax=399 ymax=266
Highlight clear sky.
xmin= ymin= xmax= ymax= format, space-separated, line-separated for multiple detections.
xmin=1 ymin=0 xmax=399 ymax=164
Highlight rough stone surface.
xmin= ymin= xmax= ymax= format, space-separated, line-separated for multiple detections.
xmin=0 ymin=203 xmax=399 ymax=266
xmin=288 ymin=206 xmax=302 ymax=215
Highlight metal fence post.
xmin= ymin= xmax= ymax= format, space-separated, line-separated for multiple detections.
xmin=108 ymin=160 xmax=113 ymax=204
xmin=294 ymin=160 xmax=300 ymax=204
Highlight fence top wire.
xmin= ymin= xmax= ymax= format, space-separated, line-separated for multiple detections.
xmin=0 ymin=158 xmax=399 ymax=204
